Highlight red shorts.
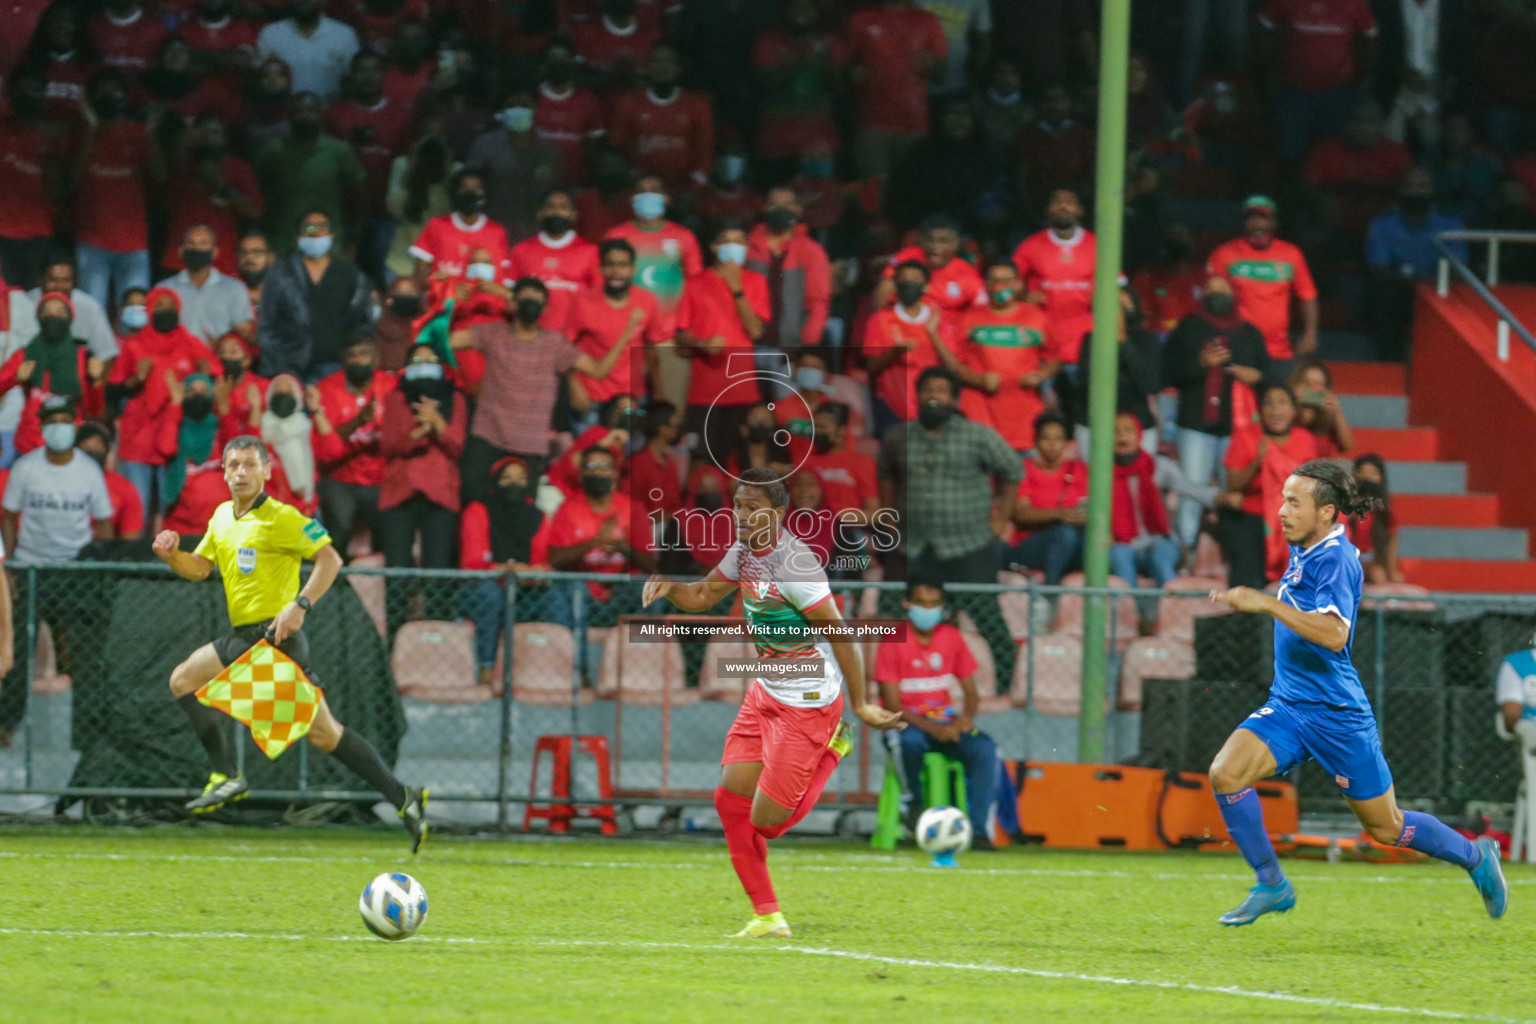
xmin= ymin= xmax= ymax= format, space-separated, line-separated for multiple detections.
xmin=722 ymin=681 xmax=844 ymax=810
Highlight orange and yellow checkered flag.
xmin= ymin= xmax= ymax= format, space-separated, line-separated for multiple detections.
xmin=195 ymin=640 xmax=323 ymax=759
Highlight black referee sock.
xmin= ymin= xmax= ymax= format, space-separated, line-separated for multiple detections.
xmin=330 ymin=728 xmax=408 ymax=808
xmin=177 ymin=693 xmax=239 ymax=777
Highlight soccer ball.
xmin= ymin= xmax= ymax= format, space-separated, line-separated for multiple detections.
xmin=359 ymin=871 xmax=428 ymax=940
xmin=916 ymin=805 xmax=972 ymax=856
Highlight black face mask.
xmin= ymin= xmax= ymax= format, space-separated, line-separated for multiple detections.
xmin=390 ymin=294 xmax=422 ymax=317
xmin=497 ymin=482 xmax=531 ymax=504
xmin=917 ymin=402 xmax=952 ymax=430
xmin=454 ymin=191 xmax=486 ymax=216
xmin=1113 ymin=450 xmax=1137 ymax=466
xmin=812 ymin=434 xmax=834 ymax=454
xmin=93 ymin=94 xmax=125 ymax=119
xmin=516 ymin=298 xmax=545 ymax=325
xmin=581 ymin=474 xmax=614 ymax=500
xmin=290 ymin=118 xmax=322 ymax=143
xmin=183 ymin=394 xmax=215 ymax=420
xmin=746 ymin=423 xmax=774 ymax=444
xmin=650 ymin=82 xmax=678 ymax=101
xmin=269 ymin=393 xmax=298 ymax=418
xmin=694 ymin=491 xmax=722 ymax=512
xmin=1203 ymin=292 xmax=1236 ymax=317
xmin=540 ymin=214 xmax=573 ymax=237
xmin=603 ymin=281 xmax=630 ymax=299
xmin=895 ymin=280 xmax=926 ymax=306
xmin=152 ymin=309 xmax=180 ymax=333
xmin=344 ymin=361 xmax=374 ymax=386
xmin=239 ymin=266 xmax=267 ymax=288
xmin=221 ymin=357 xmax=244 ymax=379
xmin=39 ymin=317 xmax=71 ymax=342
xmin=182 ymin=248 xmax=214 ymax=272
xmin=764 ymin=208 xmax=797 ymax=233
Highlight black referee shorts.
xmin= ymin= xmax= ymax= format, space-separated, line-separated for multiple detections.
xmin=213 ymin=621 xmax=315 ymax=676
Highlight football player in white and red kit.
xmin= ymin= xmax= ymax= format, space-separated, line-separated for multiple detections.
xmin=645 ymin=468 xmax=903 ymax=939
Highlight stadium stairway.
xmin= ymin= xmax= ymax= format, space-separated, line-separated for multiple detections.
xmin=1329 ymin=282 xmax=1536 ymax=591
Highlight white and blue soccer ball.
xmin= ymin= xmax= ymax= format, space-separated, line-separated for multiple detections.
xmin=916 ymin=806 xmax=972 ymax=856
xmin=359 ymin=871 xmax=428 ymax=940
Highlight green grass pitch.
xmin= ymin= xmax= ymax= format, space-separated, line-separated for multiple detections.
xmin=1 ymin=827 xmax=1531 ymax=1023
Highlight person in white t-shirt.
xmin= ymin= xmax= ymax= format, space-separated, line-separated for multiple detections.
xmin=256 ymin=0 xmax=359 ymax=103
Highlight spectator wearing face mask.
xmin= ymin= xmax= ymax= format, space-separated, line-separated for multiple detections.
xmin=752 ymin=0 xmax=847 ymax=170
xmin=378 ymin=342 xmax=468 ymax=629
xmin=1163 ymin=273 xmax=1269 ymax=549
xmin=306 ymin=332 xmax=394 ymax=558
xmin=255 ymin=92 xmax=368 ymax=250
xmin=803 ymin=400 xmax=879 ymax=526
xmin=212 ymin=331 xmax=268 ymax=444
xmin=375 ymin=277 xmax=422 ymax=371
xmin=1206 ymin=195 xmax=1318 ymax=365
xmin=0 ymin=74 xmax=67 ymax=291
xmin=865 ymin=259 xmax=951 ymax=436
xmin=604 ymin=174 xmax=702 ymax=358
xmin=628 ymin=399 xmax=684 ymax=526
xmin=161 ymin=370 xmax=223 ymax=520
xmin=75 ymin=420 xmax=143 ymax=541
xmin=465 ymin=89 xmax=560 ymax=241
xmin=507 ymin=188 xmax=602 ymax=331
xmin=549 ymin=393 xmax=641 ymax=502
xmin=0 ymin=272 xmax=41 ymax=468
xmin=1349 ymin=453 xmax=1402 ymax=584
xmin=162 ymin=115 xmax=263 ymax=280
xmin=950 ymin=260 xmax=1059 ymax=454
xmin=675 ymin=223 xmax=771 ymax=466
xmin=258 ymin=211 xmax=375 ymax=382
xmin=155 ymin=226 xmax=256 ymax=346
xmin=25 ymin=256 xmax=119 ymax=371
xmin=696 ymin=146 xmax=762 ymax=228
xmin=410 ymin=170 xmax=511 ymax=285
xmin=567 ymin=239 xmax=668 ymax=424
xmin=746 ymin=186 xmax=832 ymax=351
xmin=0 ymin=294 xmax=106 ymax=457
xmin=460 ymin=456 xmax=545 ymax=685
xmin=325 ymin=50 xmax=413 ymax=255
xmin=255 ymin=0 xmax=360 ymax=103
xmin=571 ymin=0 xmax=663 ymax=92
xmin=874 ymin=215 xmax=984 ymax=314
xmin=771 ymin=350 xmax=836 ymax=463
xmin=452 ymin=276 xmax=635 ymax=504
xmin=256 ymin=373 xmax=319 ymax=514
xmin=235 ymin=230 xmax=275 ymax=312
xmin=534 ymin=40 xmax=607 ymax=186
xmin=609 ymin=43 xmax=714 ymax=190
xmin=1365 ymin=165 xmax=1467 ymax=361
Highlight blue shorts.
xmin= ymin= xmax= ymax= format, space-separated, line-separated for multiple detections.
xmin=1238 ymin=698 xmax=1394 ymax=801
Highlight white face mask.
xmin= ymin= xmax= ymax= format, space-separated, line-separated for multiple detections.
xmin=120 ymin=304 xmax=148 ymax=330
xmin=499 ymin=106 xmax=534 ymax=132
xmin=42 ymin=421 xmax=76 ymax=453
xmin=715 ymin=242 xmax=747 ymax=266
xmin=465 ymin=262 xmax=496 ymax=282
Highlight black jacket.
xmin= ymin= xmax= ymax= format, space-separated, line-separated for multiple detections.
xmin=1163 ymin=311 xmax=1270 ymax=435
xmin=1068 ymin=325 xmax=1162 ymax=429
xmin=257 ymin=254 xmax=374 ymax=380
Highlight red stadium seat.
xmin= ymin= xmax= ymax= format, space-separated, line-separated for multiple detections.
xmin=31 ymin=622 xmax=69 ymax=695
xmin=958 ymin=628 xmax=1010 ymax=714
xmin=1193 ymin=532 xmax=1227 ymax=578
xmin=1117 ymin=637 xmax=1196 ymax=711
xmin=1055 ymin=574 xmax=1139 ymax=646
xmin=346 ymin=554 xmax=386 ymax=637
xmin=1010 ymin=632 xmax=1085 ymax=715
xmin=511 ymin=623 xmax=589 ymax=706
xmin=595 ymin=628 xmax=696 ymax=706
xmin=392 ymin=621 xmax=488 ymax=703
xmin=1361 ymin=583 xmax=1435 ymax=611
xmin=1155 ymin=576 xmax=1232 ymax=643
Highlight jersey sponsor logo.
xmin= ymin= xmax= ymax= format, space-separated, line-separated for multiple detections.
xmin=1226 ymin=258 xmax=1295 ymax=283
xmin=802 ymin=691 xmax=820 ymax=701
xmin=969 ymin=325 xmax=1042 ymax=348
xmin=930 ymin=652 xmax=942 ymax=669
xmin=302 ymin=519 xmax=327 ymax=542
xmin=236 ymin=546 xmax=257 ymax=575
xmin=1335 ymin=774 xmax=1350 ymax=789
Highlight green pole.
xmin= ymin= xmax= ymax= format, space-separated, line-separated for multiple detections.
xmin=1078 ymin=0 xmax=1132 ymax=764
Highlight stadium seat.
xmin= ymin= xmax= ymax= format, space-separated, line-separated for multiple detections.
xmin=1154 ymin=576 xmax=1232 ymax=643
xmin=997 ymin=589 xmax=1036 ymax=642
xmin=1117 ymin=637 xmax=1196 ymax=711
xmin=1192 ymin=532 xmax=1227 ymax=578
xmin=698 ymin=638 xmax=754 ymax=703
xmin=346 ymin=554 xmax=386 ymax=637
xmin=1362 ymin=583 xmax=1435 ymax=611
xmin=1010 ymin=632 xmax=1085 ymax=715
xmin=1054 ymin=574 xmax=1139 ymax=646
xmin=958 ymin=629 xmax=1010 ymax=714
xmin=510 ymin=623 xmax=588 ymax=706
xmin=595 ymin=628 xmax=696 ymax=706
xmin=391 ymin=621 xmax=487 ymax=703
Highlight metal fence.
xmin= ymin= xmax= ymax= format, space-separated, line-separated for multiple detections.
xmin=0 ymin=563 xmax=1528 ymax=827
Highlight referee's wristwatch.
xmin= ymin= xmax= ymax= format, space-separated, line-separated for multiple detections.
xmin=294 ymin=596 xmax=314 ymax=613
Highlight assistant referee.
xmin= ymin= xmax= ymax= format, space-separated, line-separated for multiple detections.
xmin=154 ymin=435 xmax=427 ymax=852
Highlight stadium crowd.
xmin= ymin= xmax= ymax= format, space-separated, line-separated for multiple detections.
xmin=2 ymin=0 xmax=1532 ymax=688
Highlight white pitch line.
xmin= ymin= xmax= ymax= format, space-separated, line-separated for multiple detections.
xmin=0 ymin=848 xmax=1526 ymax=886
xmin=0 ymin=928 xmax=1526 ymax=1023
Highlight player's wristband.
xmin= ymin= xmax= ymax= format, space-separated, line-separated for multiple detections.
xmin=294 ymin=596 xmax=314 ymax=613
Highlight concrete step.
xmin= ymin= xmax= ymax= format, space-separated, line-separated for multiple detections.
xmin=1327 ymin=361 xmax=1406 ymax=395
xmin=1396 ymin=526 xmax=1529 ymax=561
xmin=1386 ymin=461 xmax=1466 ymax=495
xmin=1400 ymin=558 xmax=1536 ymax=592
xmin=1350 ymin=427 xmax=1437 ymax=461
xmin=1316 ymin=331 xmax=1378 ymax=362
xmin=1393 ymin=493 xmax=1503 ymax=528
xmin=1338 ymin=394 xmax=1408 ymax=429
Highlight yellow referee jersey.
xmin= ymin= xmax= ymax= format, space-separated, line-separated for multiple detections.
xmin=194 ymin=495 xmax=332 ymax=627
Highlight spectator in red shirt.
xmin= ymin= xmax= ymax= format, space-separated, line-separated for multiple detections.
xmin=1131 ymin=226 xmax=1205 ymax=335
xmin=628 ymin=397 xmax=683 ymax=529
xmin=608 ymin=42 xmax=714 ymax=190
xmin=1205 ymin=195 xmax=1319 ymax=361
xmin=1290 ymin=360 xmax=1354 ymax=457
xmin=87 ymin=0 xmax=168 ymax=76
xmin=73 ymin=70 xmax=165 ymax=313
xmin=1011 ymin=188 xmax=1096 ymax=364
xmin=575 ymin=149 xmax=636 ymax=242
xmin=160 ymin=369 xmax=224 ymax=519
xmin=746 ymin=186 xmax=832 ymax=351
xmin=141 ymin=36 xmax=245 ymax=127
xmin=1350 ymin=453 xmax=1401 ymax=584
xmin=603 ymin=172 xmax=703 ymax=331
xmin=1010 ymin=84 xmax=1096 ymax=204
xmin=695 ymin=145 xmax=762 ymax=230
xmin=1302 ymin=99 xmax=1415 ymax=241
xmin=951 ymin=260 xmax=1059 ymax=453
xmin=459 ymin=455 xmax=545 ymax=683
xmin=804 ymin=400 xmax=879 ymax=527
xmin=873 ymin=215 xmax=984 ymax=313
xmin=0 ymin=293 xmax=108 ymax=458
xmin=865 ymin=259 xmax=949 ymax=436
xmin=874 ymin=577 xmax=998 ymax=843
xmin=378 ymin=342 xmax=467 ymax=630
xmin=179 ymin=0 xmax=261 ymax=80
xmin=325 ymin=51 xmax=413 ymax=251
xmin=162 ymin=115 xmax=264 ymax=278
xmin=1217 ymin=382 xmax=1318 ymax=587
xmin=304 ymin=332 xmax=393 ymax=559
xmin=567 ymin=238 xmax=669 ymax=423
xmin=534 ymin=40 xmax=607 ymax=186
xmin=846 ymin=0 xmax=948 ymax=177
xmin=22 ymin=5 xmax=92 ymax=124
xmin=0 ymin=75 xmax=67 ymax=290
xmin=549 ymin=392 xmax=640 ymax=500
xmin=508 ymin=188 xmax=602 ymax=331
xmin=752 ymin=0 xmax=846 ymax=166
xmin=1007 ymin=410 xmax=1085 ymax=585
xmin=410 ymin=169 xmax=512 ymax=283
xmin=1259 ymin=0 xmax=1377 ymax=163
xmin=572 ymin=0 xmax=662 ymax=92
xmin=1107 ymin=410 xmax=1180 ymax=620
xmin=76 ymin=420 xmax=144 ymax=541
xmin=212 ymin=331 xmax=268 ymax=443
xmin=675 ymin=223 xmax=772 ymax=468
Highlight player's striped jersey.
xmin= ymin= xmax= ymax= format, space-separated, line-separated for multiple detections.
xmin=1272 ymin=523 xmax=1369 ymax=709
xmin=715 ymin=531 xmax=844 ymax=708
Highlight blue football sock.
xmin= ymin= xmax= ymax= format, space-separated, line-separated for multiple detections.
xmin=1216 ymin=788 xmax=1284 ymax=885
xmin=1397 ymin=811 xmax=1481 ymax=870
